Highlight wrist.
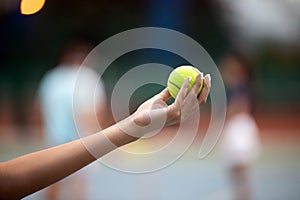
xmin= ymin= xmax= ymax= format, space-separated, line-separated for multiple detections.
xmin=104 ymin=122 xmax=139 ymax=147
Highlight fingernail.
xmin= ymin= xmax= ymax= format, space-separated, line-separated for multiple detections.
xmin=188 ymin=76 xmax=192 ymax=82
xmin=207 ymin=74 xmax=211 ymax=81
xmin=200 ymin=73 xmax=203 ymax=79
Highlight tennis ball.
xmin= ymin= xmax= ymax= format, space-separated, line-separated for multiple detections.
xmin=167 ymin=65 xmax=204 ymax=98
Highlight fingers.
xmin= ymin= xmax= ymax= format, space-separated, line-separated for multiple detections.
xmin=198 ymin=74 xmax=211 ymax=105
xmin=179 ymin=73 xmax=210 ymax=121
xmin=175 ymin=76 xmax=191 ymax=106
xmin=164 ymin=73 xmax=210 ymax=126
xmin=191 ymin=73 xmax=203 ymax=96
xmin=165 ymin=77 xmax=190 ymax=123
xmin=156 ymin=88 xmax=171 ymax=101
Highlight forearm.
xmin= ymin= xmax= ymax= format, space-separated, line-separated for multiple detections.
xmin=0 ymin=140 xmax=93 ymax=199
xmin=0 ymin=123 xmax=137 ymax=199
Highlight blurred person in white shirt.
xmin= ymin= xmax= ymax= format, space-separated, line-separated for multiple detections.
xmin=37 ymin=41 xmax=107 ymax=200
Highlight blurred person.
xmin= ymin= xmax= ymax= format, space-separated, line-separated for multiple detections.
xmin=0 ymin=74 xmax=212 ymax=199
xmin=37 ymin=41 xmax=107 ymax=200
xmin=219 ymin=52 xmax=261 ymax=200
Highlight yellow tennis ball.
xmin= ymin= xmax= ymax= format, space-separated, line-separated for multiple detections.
xmin=167 ymin=65 xmax=204 ymax=98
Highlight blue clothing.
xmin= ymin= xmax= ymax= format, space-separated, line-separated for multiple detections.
xmin=39 ymin=65 xmax=105 ymax=146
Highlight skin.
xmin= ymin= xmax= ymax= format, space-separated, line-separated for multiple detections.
xmin=0 ymin=74 xmax=211 ymax=200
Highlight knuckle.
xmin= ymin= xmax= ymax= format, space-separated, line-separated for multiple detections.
xmin=199 ymin=98 xmax=206 ymax=105
xmin=174 ymin=110 xmax=181 ymax=121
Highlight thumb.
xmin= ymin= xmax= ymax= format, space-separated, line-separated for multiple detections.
xmin=156 ymin=88 xmax=171 ymax=102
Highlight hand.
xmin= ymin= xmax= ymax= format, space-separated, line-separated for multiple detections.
xmin=167 ymin=73 xmax=211 ymax=124
xmin=121 ymin=73 xmax=211 ymax=137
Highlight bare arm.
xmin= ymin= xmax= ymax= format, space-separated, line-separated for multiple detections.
xmin=0 ymin=74 xmax=210 ymax=200
xmin=0 ymin=124 xmax=136 ymax=200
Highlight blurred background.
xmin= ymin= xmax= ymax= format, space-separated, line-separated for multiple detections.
xmin=0 ymin=0 xmax=300 ymax=199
